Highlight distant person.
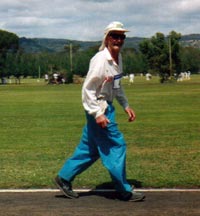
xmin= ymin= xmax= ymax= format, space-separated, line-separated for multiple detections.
xmin=55 ymin=21 xmax=145 ymax=202
xmin=129 ymin=73 xmax=134 ymax=84
xmin=146 ymin=73 xmax=152 ymax=80
xmin=187 ymin=71 xmax=191 ymax=80
xmin=53 ymin=72 xmax=58 ymax=84
xmin=44 ymin=74 xmax=49 ymax=82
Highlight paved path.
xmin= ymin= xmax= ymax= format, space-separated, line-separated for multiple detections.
xmin=0 ymin=191 xmax=200 ymax=216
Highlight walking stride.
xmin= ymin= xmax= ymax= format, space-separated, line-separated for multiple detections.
xmin=55 ymin=21 xmax=145 ymax=202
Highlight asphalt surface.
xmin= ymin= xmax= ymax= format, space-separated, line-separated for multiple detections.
xmin=0 ymin=190 xmax=200 ymax=216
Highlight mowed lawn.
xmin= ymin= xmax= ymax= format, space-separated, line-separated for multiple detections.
xmin=0 ymin=75 xmax=199 ymax=189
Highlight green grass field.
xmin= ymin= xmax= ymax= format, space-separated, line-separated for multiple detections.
xmin=0 ymin=75 xmax=199 ymax=189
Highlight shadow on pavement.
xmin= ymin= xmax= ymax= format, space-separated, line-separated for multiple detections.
xmin=55 ymin=179 xmax=144 ymax=201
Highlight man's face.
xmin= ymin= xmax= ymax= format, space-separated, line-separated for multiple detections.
xmin=106 ymin=31 xmax=126 ymax=52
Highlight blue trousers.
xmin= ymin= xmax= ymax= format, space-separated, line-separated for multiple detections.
xmin=58 ymin=103 xmax=132 ymax=192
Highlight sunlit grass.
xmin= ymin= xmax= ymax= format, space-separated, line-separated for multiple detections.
xmin=0 ymin=75 xmax=199 ymax=188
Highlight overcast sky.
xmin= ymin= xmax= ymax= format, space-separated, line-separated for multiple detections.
xmin=0 ymin=0 xmax=199 ymax=41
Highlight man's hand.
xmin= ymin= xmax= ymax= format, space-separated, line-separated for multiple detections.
xmin=125 ymin=107 xmax=136 ymax=122
xmin=96 ymin=114 xmax=110 ymax=128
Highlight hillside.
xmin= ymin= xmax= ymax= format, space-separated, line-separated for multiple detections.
xmin=180 ymin=34 xmax=200 ymax=49
xmin=19 ymin=37 xmax=102 ymax=53
xmin=19 ymin=34 xmax=200 ymax=53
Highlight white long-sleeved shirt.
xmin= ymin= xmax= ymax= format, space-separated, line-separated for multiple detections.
xmin=82 ymin=48 xmax=129 ymax=118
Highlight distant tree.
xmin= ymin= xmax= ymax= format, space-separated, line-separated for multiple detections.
xmin=73 ymin=45 xmax=98 ymax=77
xmin=180 ymin=46 xmax=200 ymax=73
xmin=139 ymin=33 xmax=168 ymax=79
xmin=122 ymin=48 xmax=136 ymax=74
xmin=0 ymin=30 xmax=19 ymax=83
xmin=139 ymin=31 xmax=181 ymax=83
xmin=168 ymin=31 xmax=182 ymax=78
xmin=123 ymin=48 xmax=148 ymax=75
xmin=0 ymin=30 xmax=19 ymax=51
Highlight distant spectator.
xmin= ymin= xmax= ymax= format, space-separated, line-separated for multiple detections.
xmin=146 ymin=73 xmax=152 ymax=80
xmin=1 ymin=77 xmax=7 ymax=85
xmin=187 ymin=71 xmax=191 ymax=80
xmin=53 ymin=72 xmax=59 ymax=83
xmin=129 ymin=73 xmax=134 ymax=84
xmin=44 ymin=74 xmax=49 ymax=82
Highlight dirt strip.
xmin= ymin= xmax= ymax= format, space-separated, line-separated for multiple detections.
xmin=0 ymin=191 xmax=200 ymax=216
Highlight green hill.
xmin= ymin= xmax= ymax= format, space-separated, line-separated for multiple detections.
xmin=19 ymin=37 xmax=102 ymax=53
xmin=180 ymin=34 xmax=200 ymax=49
xmin=19 ymin=34 xmax=200 ymax=53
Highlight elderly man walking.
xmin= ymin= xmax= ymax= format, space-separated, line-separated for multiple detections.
xmin=55 ymin=21 xmax=145 ymax=202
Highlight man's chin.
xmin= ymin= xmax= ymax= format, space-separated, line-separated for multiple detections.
xmin=113 ymin=45 xmax=122 ymax=51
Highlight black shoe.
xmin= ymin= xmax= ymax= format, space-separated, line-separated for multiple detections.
xmin=128 ymin=191 xmax=145 ymax=202
xmin=54 ymin=176 xmax=79 ymax=199
xmin=119 ymin=191 xmax=145 ymax=202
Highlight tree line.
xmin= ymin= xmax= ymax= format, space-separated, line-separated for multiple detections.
xmin=0 ymin=29 xmax=200 ymax=84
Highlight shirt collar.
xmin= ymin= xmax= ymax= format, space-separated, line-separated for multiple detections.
xmin=104 ymin=47 xmax=113 ymax=61
xmin=104 ymin=47 xmax=122 ymax=67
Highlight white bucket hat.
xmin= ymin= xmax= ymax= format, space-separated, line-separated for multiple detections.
xmin=99 ymin=21 xmax=129 ymax=51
